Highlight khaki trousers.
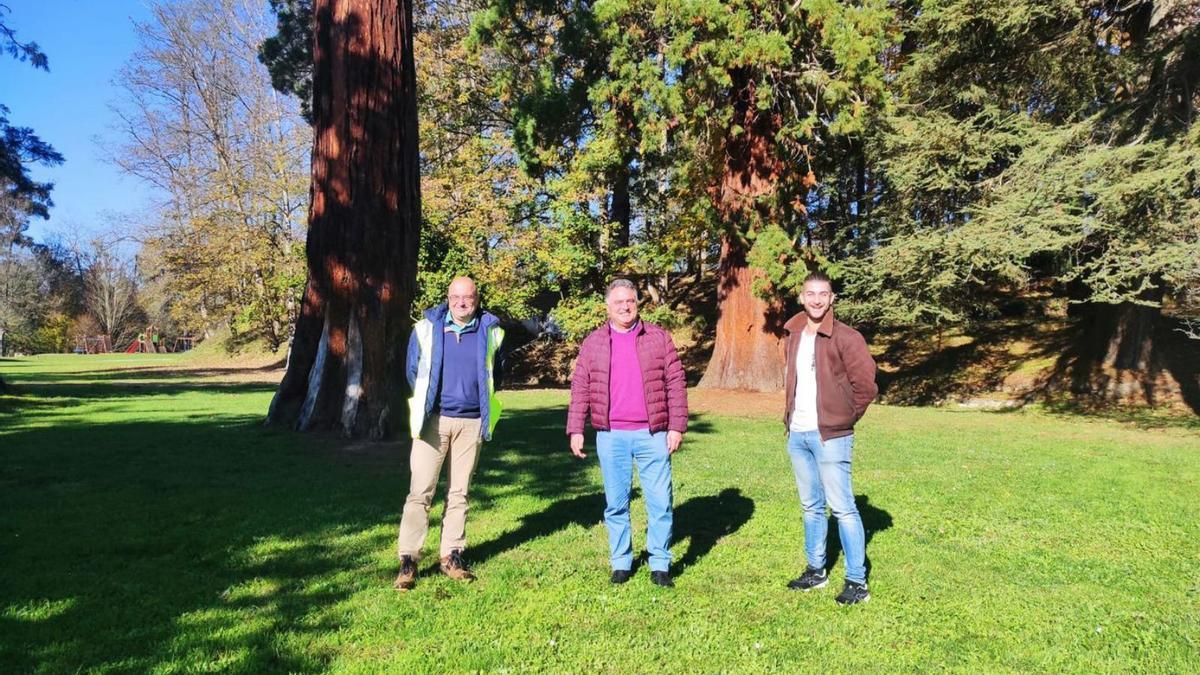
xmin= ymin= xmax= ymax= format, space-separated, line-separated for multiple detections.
xmin=397 ymin=415 xmax=483 ymax=560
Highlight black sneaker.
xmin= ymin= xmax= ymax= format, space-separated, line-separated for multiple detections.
xmin=649 ymin=571 xmax=674 ymax=587
xmin=787 ymin=567 xmax=828 ymax=591
xmin=835 ymin=580 xmax=870 ymax=605
xmin=611 ymin=569 xmax=633 ymax=584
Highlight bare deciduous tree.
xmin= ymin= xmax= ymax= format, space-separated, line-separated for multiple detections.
xmin=85 ymin=251 xmax=139 ymax=347
xmin=108 ymin=0 xmax=308 ymax=349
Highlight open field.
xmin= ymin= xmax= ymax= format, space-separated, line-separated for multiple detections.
xmin=2 ymin=354 xmax=1198 ymax=672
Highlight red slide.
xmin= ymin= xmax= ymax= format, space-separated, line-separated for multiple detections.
xmin=123 ymin=340 xmax=140 ymax=354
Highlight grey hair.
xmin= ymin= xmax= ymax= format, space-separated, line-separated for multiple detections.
xmin=605 ymin=278 xmax=638 ymax=300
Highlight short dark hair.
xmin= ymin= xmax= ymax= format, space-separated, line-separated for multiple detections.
xmin=803 ymin=270 xmax=832 ymax=286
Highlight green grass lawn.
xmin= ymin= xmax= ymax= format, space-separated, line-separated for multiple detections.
xmin=2 ymin=355 xmax=1198 ymax=672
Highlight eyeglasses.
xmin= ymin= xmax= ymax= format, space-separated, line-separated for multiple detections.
xmin=448 ymin=295 xmax=477 ymax=302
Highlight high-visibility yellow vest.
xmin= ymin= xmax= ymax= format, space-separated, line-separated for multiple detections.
xmin=408 ymin=320 xmax=504 ymax=439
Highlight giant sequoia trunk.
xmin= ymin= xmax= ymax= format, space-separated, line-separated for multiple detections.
xmin=1052 ymin=300 xmax=1200 ymax=412
xmin=698 ymin=69 xmax=788 ymax=391
xmin=698 ymin=237 xmax=787 ymax=390
xmin=267 ymin=0 xmax=421 ymax=438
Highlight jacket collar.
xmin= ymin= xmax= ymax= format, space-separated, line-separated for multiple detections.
xmin=425 ymin=303 xmax=499 ymax=329
xmin=784 ymin=309 xmax=837 ymax=338
xmin=604 ymin=319 xmax=645 ymax=337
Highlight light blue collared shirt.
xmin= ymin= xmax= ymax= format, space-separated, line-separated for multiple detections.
xmin=444 ymin=314 xmax=479 ymax=337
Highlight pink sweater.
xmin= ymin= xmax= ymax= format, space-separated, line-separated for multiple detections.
xmin=608 ymin=323 xmax=649 ymax=430
xmin=566 ymin=321 xmax=688 ymax=435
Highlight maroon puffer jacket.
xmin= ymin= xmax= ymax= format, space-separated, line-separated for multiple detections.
xmin=567 ymin=321 xmax=688 ymax=435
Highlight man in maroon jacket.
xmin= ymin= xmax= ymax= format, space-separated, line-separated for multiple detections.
xmin=783 ymin=270 xmax=879 ymax=605
xmin=567 ymin=279 xmax=688 ymax=587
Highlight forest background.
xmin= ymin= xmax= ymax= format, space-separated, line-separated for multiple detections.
xmin=2 ymin=0 xmax=1197 ymax=415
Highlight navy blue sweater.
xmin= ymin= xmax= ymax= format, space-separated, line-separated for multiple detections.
xmin=438 ymin=324 xmax=481 ymax=417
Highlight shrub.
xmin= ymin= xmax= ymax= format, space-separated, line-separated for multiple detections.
xmin=548 ymin=295 xmax=606 ymax=342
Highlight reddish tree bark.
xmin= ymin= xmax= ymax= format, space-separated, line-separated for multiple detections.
xmin=699 ymin=237 xmax=788 ymax=390
xmin=267 ymin=0 xmax=420 ymax=438
xmin=698 ymin=69 xmax=788 ymax=391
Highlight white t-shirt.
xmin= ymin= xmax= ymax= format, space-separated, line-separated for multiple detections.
xmin=789 ymin=331 xmax=819 ymax=432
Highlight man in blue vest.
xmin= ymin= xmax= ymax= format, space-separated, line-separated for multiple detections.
xmin=395 ymin=276 xmax=505 ymax=590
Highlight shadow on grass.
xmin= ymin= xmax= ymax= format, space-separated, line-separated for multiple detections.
xmin=4 ymin=365 xmax=283 ymax=385
xmin=4 ymin=380 xmax=279 ymax=403
xmin=0 ymin=398 xmax=594 ymax=671
xmin=670 ymin=487 xmax=755 ymax=578
xmin=0 ymin=358 xmax=284 ymax=402
xmin=472 ymin=408 xmax=714 ymax=510
xmin=686 ymin=412 xmax=717 ymax=436
xmin=0 ymin=380 xmax=278 ymax=426
xmin=466 ymin=486 xmax=756 ymax=580
xmin=989 ymin=399 xmax=1200 ymax=431
xmin=469 ymin=491 xmax=607 ymax=567
xmin=474 ymin=406 xmax=594 ymax=505
xmin=0 ymin=394 xmax=85 ymax=418
xmin=0 ymin=412 xmax=396 ymax=672
xmin=466 ymin=408 xmax=718 ymax=570
xmin=2 ymin=370 xmax=742 ymax=671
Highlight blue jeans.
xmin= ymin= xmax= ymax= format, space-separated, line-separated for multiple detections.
xmin=596 ymin=429 xmax=674 ymax=572
xmin=786 ymin=431 xmax=867 ymax=584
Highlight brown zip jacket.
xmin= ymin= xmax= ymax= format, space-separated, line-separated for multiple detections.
xmin=783 ymin=309 xmax=878 ymax=441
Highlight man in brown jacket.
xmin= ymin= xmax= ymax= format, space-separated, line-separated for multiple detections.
xmin=782 ymin=271 xmax=878 ymax=605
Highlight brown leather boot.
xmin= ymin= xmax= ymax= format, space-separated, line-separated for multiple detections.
xmin=393 ymin=554 xmax=418 ymax=590
xmin=439 ymin=549 xmax=475 ymax=581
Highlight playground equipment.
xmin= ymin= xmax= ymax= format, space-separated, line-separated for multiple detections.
xmin=122 ymin=325 xmax=172 ymax=353
xmin=75 ymin=327 xmax=195 ymax=354
xmin=75 ymin=335 xmax=113 ymax=354
xmin=118 ymin=333 xmax=194 ymax=353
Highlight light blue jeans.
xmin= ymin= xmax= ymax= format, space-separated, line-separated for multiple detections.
xmin=596 ymin=429 xmax=674 ymax=572
xmin=786 ymin=431 xmax=867 ymax=584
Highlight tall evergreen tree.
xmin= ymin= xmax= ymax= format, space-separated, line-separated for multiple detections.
xmin=0 ymin=6 xmax=62 ymax=220
xmin=475 ymin=0 xmax=897 ymax=389
xmin=841 ymin=0 xmax=1199 ymax=405
xmin=0 ymin=7 xmax=63 ymax=359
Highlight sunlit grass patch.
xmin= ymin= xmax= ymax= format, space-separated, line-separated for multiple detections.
xmin=1 ymin=355 xmax=1197 ymax=672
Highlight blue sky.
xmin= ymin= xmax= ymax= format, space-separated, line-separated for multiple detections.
xmin=1 ymin=0 xmax=158 ymax=243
